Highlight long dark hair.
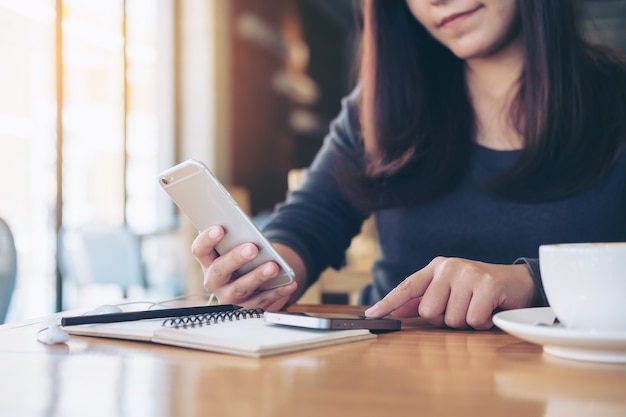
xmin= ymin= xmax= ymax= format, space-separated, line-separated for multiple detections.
xmin=357 ymin=0 xmax=626 ymax=206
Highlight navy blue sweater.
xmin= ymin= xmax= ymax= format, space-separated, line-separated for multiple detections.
xmin=263 ymin=94 xmax=626 ymax=306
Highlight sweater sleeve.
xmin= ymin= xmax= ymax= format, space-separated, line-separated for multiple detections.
xmin=262 ymin=91 xmax=370 ymax=287
xmin=514 ymin=257 xmax=549 ymax=307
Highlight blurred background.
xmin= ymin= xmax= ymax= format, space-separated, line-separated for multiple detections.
xmin=0 ymin=0 xmax=624 ymax=323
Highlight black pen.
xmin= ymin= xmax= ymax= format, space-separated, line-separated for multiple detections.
xmin=61 ymin=304 xmax=243 ymax=326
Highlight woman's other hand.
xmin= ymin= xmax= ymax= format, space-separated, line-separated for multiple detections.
xmin=364 ymin=257 xmax=536 ymax=330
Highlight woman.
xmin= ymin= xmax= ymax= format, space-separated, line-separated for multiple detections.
xmin=192 ymin=0 xmax=626 ymax=329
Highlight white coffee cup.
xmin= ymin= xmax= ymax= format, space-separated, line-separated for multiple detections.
xmin=539 ymin=242 xmax=626 ymax=332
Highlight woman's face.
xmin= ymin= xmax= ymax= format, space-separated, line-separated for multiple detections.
xmin=405 ymin=0 xmax=520 ymax=60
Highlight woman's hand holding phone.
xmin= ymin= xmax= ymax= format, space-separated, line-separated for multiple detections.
xmin=158 ymin=159 xmax=303 ymax=308
xmin=192 ymin=225 xmax=299 ymax=311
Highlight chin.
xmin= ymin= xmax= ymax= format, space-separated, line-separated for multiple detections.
xmin=446 ymin=38 xmax=506 ymax=61
xmin=447 ymin=31 xmax=521 ymax=61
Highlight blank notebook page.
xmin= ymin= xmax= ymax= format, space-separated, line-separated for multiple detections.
xmin=151 ymin=317 xmax=375 ymax=358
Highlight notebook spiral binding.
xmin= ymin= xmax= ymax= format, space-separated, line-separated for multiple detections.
xmin=162 ymin=308 xmax=265 ymax=329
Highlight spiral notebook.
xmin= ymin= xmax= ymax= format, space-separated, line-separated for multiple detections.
xmin=63 ymin=308 xmax=376 ymax=358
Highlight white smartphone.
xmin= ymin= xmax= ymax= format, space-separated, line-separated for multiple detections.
xmin=263 ymin=312 xmax=401 ymax=331
xmin=158 ymin=159 xmax=294 ymax=290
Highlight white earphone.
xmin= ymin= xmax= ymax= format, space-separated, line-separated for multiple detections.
xmin=36 ymin=304 xmax=124 ymax=345
xmin=37 ymin=325 xmax=70 ymax=345
xmin=87 ymin=304 xmax=123 ymax=315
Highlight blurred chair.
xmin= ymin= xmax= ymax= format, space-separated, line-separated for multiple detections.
xmin=140 ymin=230 xmax=186 ymax=299
xmin=58 ymin=223 xmax=147 ymax=308
xmin=0 ymin=217 xmax=17 ymax=324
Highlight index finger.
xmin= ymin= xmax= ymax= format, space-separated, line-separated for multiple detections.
xmin=364 ymin=263 xmax=435 ymax=318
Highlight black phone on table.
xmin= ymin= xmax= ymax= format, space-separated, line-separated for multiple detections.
xmin=263 ymin=311 xmax=401 ymax=331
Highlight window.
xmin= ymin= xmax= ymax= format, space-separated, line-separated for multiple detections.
xmin=0 ymin=0 xmax=175 ymax=321
xmin=0 ymin=0 xmax=57 ymax=320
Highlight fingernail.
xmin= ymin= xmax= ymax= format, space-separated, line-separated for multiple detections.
xmin=279 ymin=282 xmax=296 ymax=294
xmin=262 ymin=265 xmax=276 ymax=277
xmin=208 ymin=227 xmax=220 ymax=239
xmin=364 ymin=305 xmax=379 ymax=317
xmin=240 ymin=244 xmax=255 ymax=259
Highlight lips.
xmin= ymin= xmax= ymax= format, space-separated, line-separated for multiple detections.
xmin=439 ymin=5 xmax=482 ymax=27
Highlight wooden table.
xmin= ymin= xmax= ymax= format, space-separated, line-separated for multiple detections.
xmin=1 ymin=304 xmax=625 ymax=417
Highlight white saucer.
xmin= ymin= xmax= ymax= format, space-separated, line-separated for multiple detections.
xmin=493 ymin=307 xmax=626 ymax=363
